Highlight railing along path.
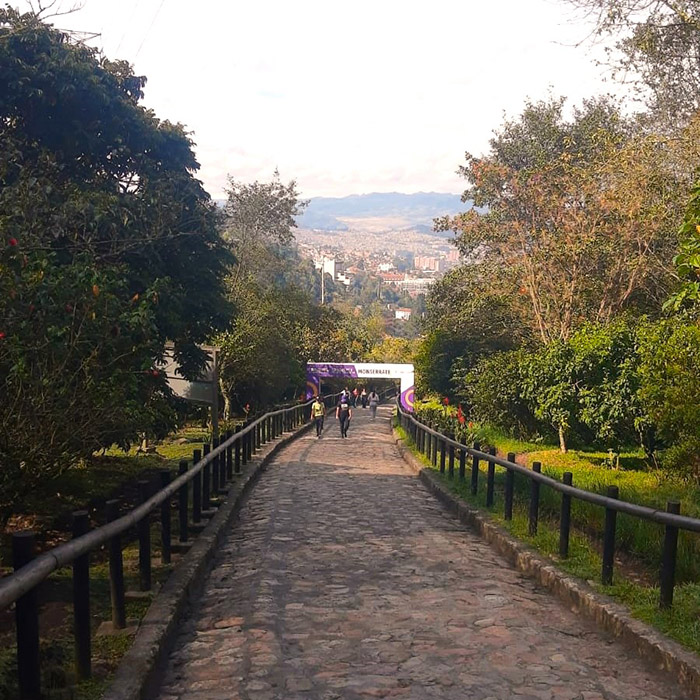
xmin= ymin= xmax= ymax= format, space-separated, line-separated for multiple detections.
xmin=1 ymin=392 xmax=347 ymax=699
xmin=396 ymin=403 xmax=700 ymax=613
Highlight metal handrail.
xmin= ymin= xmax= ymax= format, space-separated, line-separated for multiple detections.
xmin=0 ymin=394 xmax=337 ymax=611
xmin=397 ymin=404 xmax=700 ymax=534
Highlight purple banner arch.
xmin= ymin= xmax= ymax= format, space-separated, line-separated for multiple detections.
xmin=306 ymin=362 xmax=415 ymax=412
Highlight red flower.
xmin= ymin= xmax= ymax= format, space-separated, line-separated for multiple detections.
xmin=443 ymin=396 xmax=449 ymax=406
xmin=0 ymin=332 xmax=5 ymax=339
xmin=457 ymin=405 xmax=465 ymax=424
xmin=8 ymin=238 xmax=17 ymax=247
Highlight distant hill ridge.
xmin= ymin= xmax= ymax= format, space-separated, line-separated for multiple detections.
xmin=295 ymin=191 xmax=469 ymax=232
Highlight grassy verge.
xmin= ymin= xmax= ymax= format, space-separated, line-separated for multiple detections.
xmin=469 ymin=426 xmax=700 ymax=583
xmin=395 ymin=423 xmax=700 ymax=658
xmin=0 ymin=425 xmax=211 ymax=699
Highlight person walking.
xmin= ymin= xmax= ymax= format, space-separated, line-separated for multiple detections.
xmin=361 ymin=387 xmax=368 ymax=408
xmin=368 ymin=388 xmax=379 ymax=420
xmin=311 ymin=395 xmax=325 ymax=438
xmin=336 ymin=393 xmax=352 ymax=438
xmin=352 ymin=387 xmax=359 ymax=407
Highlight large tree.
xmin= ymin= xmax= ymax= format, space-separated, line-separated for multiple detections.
xmin=565 ymin=0 xmax=700 ymax=128
xmin=437 ymin=97 xmax=684 ymax=344
xmin=0 ymin=9 xmax=231 ymax=516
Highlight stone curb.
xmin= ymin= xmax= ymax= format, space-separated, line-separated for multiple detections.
xmin=104 ymin=421 xmax=314 ymax=700
xmin=393 ymin=429 xmax=700 ymax=699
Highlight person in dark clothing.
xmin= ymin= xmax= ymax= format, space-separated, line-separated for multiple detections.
xmin=336 ymin=394 xmax=352 ymax=438
xmin=368 ymin=388 xmax=379 ymax=420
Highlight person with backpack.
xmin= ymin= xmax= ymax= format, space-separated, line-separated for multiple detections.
xmin=368 ymin=388 xmax=379 ymax=420
xmin=336 ymin=393 xmax=352 ymax=438
xmin=311 ymin=395 xmax=325 ymax=438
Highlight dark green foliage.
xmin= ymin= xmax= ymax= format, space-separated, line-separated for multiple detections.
xmin=416 ymin=264 xmax=525 ymax=396
xmin=453 ymin=317 xmax=700 ymax=475
xmin=637 ymin=319 xmax=700 ymax=479
xmin=0 ymin=10 xmax=231 ymax=519
xmin=457 ymin=349 xmax=540 ymax=439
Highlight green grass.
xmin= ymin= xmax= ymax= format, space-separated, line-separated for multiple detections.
xmin=3 ymin=426 xmax=209 ymax=547
xmin=0 ymin=425 xmax=210 ymax=699
xmin=475 ymin=430 xmax=700 ymax=583
xmin=0 ymin=538 xmax=172 ymax=699
xmin=395 ymin=422 xmax=700 ymax=657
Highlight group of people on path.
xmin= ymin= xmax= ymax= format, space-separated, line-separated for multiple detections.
xmin=311 ymin=387 xmax=380 ymax=439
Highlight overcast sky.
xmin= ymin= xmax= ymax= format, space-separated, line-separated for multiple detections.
xmin=26 ymin=0 xmax=620 ymax=199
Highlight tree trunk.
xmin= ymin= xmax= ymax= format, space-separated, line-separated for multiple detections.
xmin=221 ymin=379 xmax=231 ymax=421
xmin=558 ymin=425 xmax=568 ymax=453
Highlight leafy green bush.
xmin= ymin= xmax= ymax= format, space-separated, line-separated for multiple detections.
xmin=457 ymin=349 xmax=541 ymax=439
xmin=446 ymin=317 xmax=699 ymax=475
xmin=637 ymin=319 xmax=700 ymax=480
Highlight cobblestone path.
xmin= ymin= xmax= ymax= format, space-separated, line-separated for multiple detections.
xmin=157 ymin=406 xmax=688 ymax=700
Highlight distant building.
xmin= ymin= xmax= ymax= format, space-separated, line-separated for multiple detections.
xmin=314 ymin=257 xmax=336 ymax=279
xmin=378 ymin=262 xmax=395 ymax=272
xmin=380 ymin=272 xmax=405 ymax=283
xmin=395 ymin=308 xmax=412 ymax=321
xmin=414 ymin=255 xmax=444 ymax=272
xmin=397 ymin=277 xmax=435 ymax=294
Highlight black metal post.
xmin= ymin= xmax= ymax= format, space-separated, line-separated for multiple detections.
xmin=72 ymin=511 xmax=91 ymax=680
xmin=209 ymin=439 xmax=218 ymax=498
xmin=471 ymin=442 xmax=480 ymax=495
xmin=241 ymin=426 xmax=248 ymax=466
xmin=660 ymin=500 xmax=681 ymax=609
xmin=160 ymin=470 xmax=171 ymax=564
xmin=602 ymin=485 xmax=619 ymax=585
xmin=106 ymin=499 xmax=126 ymax=629
xmin=486 ymin=446 xmax=496 ymax=507
xmin=203 ymin=443 xmax=211 ymax=510
xmin=226 ymin=431 xmax=233 ymax=480
xmin=504 ymin=452 xmax=515 ymax=521
xmin=439 ymin=438 xmax=446 ymax=473
xmin=559 ymin=472 xmax=573 ymax=558
xmin=528 ymin=462 xmax=541 ymax=535
xmin=178 ymin=461 xmax=188 ymax=542
xmin=459 ymin=439 xmax=467 ymax=481
xmin=192 ymin=449 xmax=202 ymax=523
xmin=235 ymin=437 xmax=241 ymax=474
xmin=138 ymin=480 xmax=152 ymax=591
xmin=448 ymin=435 xmax=455 ymax=479
xmin=13 ymin=532 xmax=41 ymax=700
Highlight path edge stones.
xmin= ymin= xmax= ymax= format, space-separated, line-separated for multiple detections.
xmin=393 ymin=428 xmax=700 ymax=699
xmin=103 ymin=421 xmax=314 ymax=700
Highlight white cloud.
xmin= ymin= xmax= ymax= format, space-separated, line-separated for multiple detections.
xmin=27 ymin=0 xmax=622 ymax=198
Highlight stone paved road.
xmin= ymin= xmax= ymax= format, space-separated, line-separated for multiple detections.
xmin=157 ymin=406 xmax=688 ymax=700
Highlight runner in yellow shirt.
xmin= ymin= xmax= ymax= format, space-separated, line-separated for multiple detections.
xmin=311 ymin=395 xmax=325 ymax=438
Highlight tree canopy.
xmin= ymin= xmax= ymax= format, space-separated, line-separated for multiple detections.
xmin=0 ymin=9 xmax=231 ymax=515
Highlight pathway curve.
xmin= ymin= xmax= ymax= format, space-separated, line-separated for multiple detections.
xmin=157 ymin=406 xmax=688 ymax=700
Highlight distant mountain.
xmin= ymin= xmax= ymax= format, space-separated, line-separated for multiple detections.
xmin=296 ymin=191 xmax=469 ymax=232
